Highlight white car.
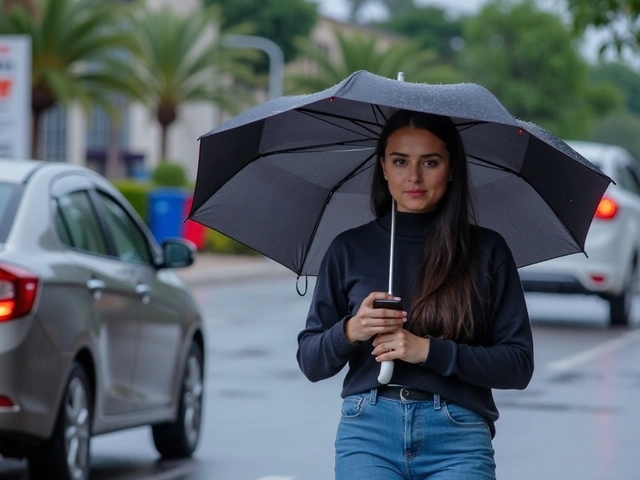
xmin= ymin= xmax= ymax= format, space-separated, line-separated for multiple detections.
xmin=518 ymin=140 xmax=640 ymax=327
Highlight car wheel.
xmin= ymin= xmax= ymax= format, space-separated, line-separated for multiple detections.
xmin=28 ymin=362 xmax=92 ymax=480
xmin=152 ymin=342 xmax=204 ymax=458
xmin=608 ymin=261 xmax=638 ymax=327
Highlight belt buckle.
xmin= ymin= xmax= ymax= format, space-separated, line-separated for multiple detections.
xmin=400 ymin=388 xmax=410 ymax=400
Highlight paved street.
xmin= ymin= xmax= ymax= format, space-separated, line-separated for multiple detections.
xmin=1 ymin=267 xmax=640 ymax=479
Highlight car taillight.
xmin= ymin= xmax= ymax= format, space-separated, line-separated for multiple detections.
xmin=595 ymin=197 xmax=618 ymax=220
xmin=0 ymin=263 xmax=39 ymax=322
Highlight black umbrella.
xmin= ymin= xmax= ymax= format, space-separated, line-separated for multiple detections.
xmin=189 ymin=70 xmax=611 ymax=279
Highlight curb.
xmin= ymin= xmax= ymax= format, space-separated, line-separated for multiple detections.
xmin=176 ymin=256 xmax=294 ymax=286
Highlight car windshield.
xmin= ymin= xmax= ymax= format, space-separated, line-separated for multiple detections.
xmin=0 ymin=183 xmax=20 ymax=243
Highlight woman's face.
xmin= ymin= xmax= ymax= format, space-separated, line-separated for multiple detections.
xmin=381 ymin=126 xmax=451 ymax=213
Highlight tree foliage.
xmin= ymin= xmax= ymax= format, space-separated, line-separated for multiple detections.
xmin=459 ymin=0 xmax=621 ymax=138
xmin=0 ymin=0 xmax=144 ymax=158
xmin=591 ymin=62 xmax=640 ymax=116
xmin=202 ymin=0 xmax=317 ymax=64
xmin=287 ymin=29 xmax=456 ymax=94
xmin=130 ymin=5 xmax=256 ymax=159
xmin=590 ymin=110 xmax=640 ymax=162
xmin=378 ymin=5 xmax=464 ymax=63
xmin=566 ymin=0 xmax=640 ymax=53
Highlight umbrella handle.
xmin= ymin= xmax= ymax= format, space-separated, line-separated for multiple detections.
xmin=378 ymin=360 xmax=394 ymax=384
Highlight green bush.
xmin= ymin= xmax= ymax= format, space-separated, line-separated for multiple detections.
xmin=151 ymin=161 xmax=188 ymax=187
xmin=113 ymin=180 xmax=152 ymax=222
xmin=204 ymin=229 xmax=261 ymax=255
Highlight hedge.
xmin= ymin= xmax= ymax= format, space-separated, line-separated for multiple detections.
xmin=112 ymin=179 xmax=153 ymax=222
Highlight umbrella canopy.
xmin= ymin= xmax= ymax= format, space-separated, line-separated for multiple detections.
xmin=189 ymin=70 xmax=612 ymax=277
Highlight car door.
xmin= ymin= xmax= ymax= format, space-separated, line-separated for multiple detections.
xmin=616 ymin=161 xmax=640 ymax=254
xmin=53 ymin=177 xmax=140 ymax=415
xmin=91 ymin=189 xmax=183 ymax=410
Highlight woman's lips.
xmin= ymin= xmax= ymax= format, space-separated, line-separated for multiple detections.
xmin=405 ymin=190 xmax=426 ymax=198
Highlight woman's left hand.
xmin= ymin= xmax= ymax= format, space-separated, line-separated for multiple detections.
xmin=371 ymin=330 xmax=430 ymax=365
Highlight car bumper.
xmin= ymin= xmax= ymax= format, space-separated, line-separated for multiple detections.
xmin=519 ymin=254 xmax=626 ymax=296
xmin=0 ymin=315 xmax=66 ymax=447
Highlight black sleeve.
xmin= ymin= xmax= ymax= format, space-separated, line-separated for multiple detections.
xmin=421 ymin=241 xmax=534 ymax=390
xmin=296 ymin=242 xmax=359 ymax=382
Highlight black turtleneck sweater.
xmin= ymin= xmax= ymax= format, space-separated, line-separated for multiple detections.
xmin=296 ymin=211 xmax=534 ymax=437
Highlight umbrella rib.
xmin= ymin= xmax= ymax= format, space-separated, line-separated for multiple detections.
xmin=297 ymin=108 xmax=383 ymax=138
xmin=371 ymin=104 xmax=389 ymax=127
xmin=257 ymin=139 xmax=375 ymax=158
xmin=466 ymin=154 xmax=521 ymax=177
xmin=457 ymin=121 xmax=486 ymax=131
xmin=300 ymin=153 xmax=376 ymax=274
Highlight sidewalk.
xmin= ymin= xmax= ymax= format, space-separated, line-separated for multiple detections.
xmin=175 ymin=252 xmax=293 ymax=286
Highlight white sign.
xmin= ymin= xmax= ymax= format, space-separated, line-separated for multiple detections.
xmin=0 ymin=35 xmax=31 ymax=159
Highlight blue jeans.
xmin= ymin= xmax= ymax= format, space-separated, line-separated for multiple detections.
xmin=335 ymin=389 xmax=496 ymax=479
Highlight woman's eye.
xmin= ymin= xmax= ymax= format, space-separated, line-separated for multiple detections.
xmin=392 ymin=158 xmax=405 ymax=165
xmin=423 ymin=160 xmax=437 ymax=167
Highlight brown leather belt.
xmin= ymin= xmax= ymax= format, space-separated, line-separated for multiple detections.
xmin=377 ymin=386 xmax=435 ymax=401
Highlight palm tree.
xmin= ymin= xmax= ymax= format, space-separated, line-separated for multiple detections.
xmin=287 ymin=29 xmax=456 ymax=94
xmin=130 ymin=5 xmax=257 ymax=161
xmin=1 ymin=0 xmax=36 ymax=15
xmin=0 ymin=0 xmax=144 ymax=159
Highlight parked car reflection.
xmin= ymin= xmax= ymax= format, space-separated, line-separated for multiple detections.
xmin=0 ymin=159 xmax=205 ymax=480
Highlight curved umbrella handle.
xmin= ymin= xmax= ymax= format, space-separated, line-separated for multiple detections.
xmin=378 ymin=360 xmax=394 ymax=384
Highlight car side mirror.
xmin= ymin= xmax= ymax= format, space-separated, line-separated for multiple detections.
xmin=160 ymin=238 xmax=195 ymax=269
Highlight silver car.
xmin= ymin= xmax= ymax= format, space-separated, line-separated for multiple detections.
xmin=0 ymin=159 xmax=205 ymax=479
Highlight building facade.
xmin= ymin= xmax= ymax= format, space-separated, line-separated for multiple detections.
xmin=43 ymin=4 xmax=399 ymax=181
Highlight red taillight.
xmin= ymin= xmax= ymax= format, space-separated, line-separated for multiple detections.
xmin=0 ymin=263 xmax=39 ymax=322
xmin=595 ymin=198 xmax=618 ymax=220
xmin=0 ymin=396 xmax=14 ymax=408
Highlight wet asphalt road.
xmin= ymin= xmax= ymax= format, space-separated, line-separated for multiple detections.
xmin=1 ymin=276 xmax=639 ymax=480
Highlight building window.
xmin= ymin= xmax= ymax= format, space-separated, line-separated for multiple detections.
xmin=42 ymin=105 xmax=67 ymax=162
xmin=86 ymin=101 xmax=130 ymax=151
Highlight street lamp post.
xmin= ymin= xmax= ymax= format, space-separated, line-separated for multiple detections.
xmin=222 ymin=34 xmax=284 ymax=100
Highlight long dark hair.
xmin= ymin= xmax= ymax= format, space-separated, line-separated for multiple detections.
xmin=371 ymin=109 xmax=476 ymax=340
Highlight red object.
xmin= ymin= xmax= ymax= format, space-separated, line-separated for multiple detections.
xmin=595 ymin=197 xmax=618 ymax=220
xmin=0 ymin=263 xmax=39 ymax=322
xmin=0 ymin=79 xmax=13 ymax=100
xmin=182 ymin=196 xmax=206 ymax=249
xmin=0 ymin=396 xmax=14 ymax=408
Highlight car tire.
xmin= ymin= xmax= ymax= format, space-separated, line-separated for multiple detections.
xmin=27 ymin=362 xmax=92 ymax=480
xmin=608 ymin=261 xmax=638 ymax=327
xmin=152 ymin=342 xmax=204 ymax=459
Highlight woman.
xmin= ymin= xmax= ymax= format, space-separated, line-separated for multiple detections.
xmin=296 ymin=109 xmax=534 ymax=479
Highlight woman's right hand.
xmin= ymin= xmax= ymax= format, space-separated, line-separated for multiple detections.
xmin=344 ymin=292 xmax=407 ymax=343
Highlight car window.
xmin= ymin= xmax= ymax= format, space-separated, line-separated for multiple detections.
xmin=0 ymin=183 xmax=19 ymax=243
xmin=96 ymin=192 xmax=152 ymax=264
xmin=56 ymin=191 xmax=108 ymax=255
xmin=54 ymin=209 xmax=73 ymax=246
xmin=616 ymin=166 xmax=640 ymax=196
xmin=623 ymin=165 xmax=640 ymax=196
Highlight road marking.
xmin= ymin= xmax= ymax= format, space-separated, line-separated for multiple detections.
xmin=130 ymin=464 xmax=194 ymax=480
xmin=255 ymin=476 xmax=297 ymax=480
xmin=546 ymin=328 xmax=640 ymax=372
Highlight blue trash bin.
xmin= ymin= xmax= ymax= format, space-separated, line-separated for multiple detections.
xmin=148 ymin=188 xmax=188 ymax=244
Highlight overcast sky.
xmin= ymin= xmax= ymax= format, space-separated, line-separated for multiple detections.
xmin=315 ymin=0 xmax=487 ymax=21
